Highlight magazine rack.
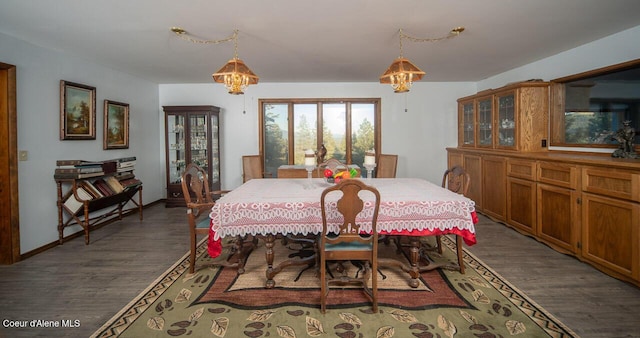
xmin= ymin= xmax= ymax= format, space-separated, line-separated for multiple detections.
xmin=55 ymin=159 xmax=143 ymax=245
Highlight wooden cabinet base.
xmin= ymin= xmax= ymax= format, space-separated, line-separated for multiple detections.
xmin=448 ymin=147 xmax=640 ymax=287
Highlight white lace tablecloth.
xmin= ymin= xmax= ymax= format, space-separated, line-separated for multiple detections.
xmin=210 ymin=178 xmax=476 ymax=245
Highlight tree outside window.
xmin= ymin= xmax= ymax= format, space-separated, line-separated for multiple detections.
xmin=259 ymin=99 xmax=380 ymax=177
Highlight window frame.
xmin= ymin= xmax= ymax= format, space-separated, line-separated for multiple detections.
xmin=258 ymin=98 xmax=381 ymax=171
xmin=550 ymin=58 xmax=640 ymax=150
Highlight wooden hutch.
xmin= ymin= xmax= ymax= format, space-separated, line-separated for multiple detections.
xmin=448 ymin=80 xmax=640 ymax=287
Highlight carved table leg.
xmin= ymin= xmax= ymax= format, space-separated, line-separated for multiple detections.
xmin=264 ymin=233 xmax=318 ymax=289
xmin=383 ymin=236 xmax=462 ymax=288
xmin=235 ymin=236 xmax=246 ymax=274
xmin=265 ymin=234 xmax=276 ymax=288
xmin=408 ymin=238 xmax=422 ymax=288
xmin=414 ymin=236 xmax=462 ymax=274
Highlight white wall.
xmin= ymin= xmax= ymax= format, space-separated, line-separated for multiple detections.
xmin=159 ymin=82 xmax=477 ymax=190
xmin=0 ymin=32 xmax=163 ymax=254
xmin=479 ymin=26 xmax=640 ymax=89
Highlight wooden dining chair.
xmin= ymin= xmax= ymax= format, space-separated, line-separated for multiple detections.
xmin=437 ymin=165 xmax=471 ymax=273
xmin=242 ymin=155 xmax=270 ymax=182
xmin=181 ymin=163 xmax=249 ymax=274
xmin=319 ymin=179 xmax=381 ymax=313
xmin=373 ymin=154 xmax=398 ymax=245
xmin=376 ymin=154 xmax=398 ymax=178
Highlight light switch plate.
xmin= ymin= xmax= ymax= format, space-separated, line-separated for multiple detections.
xmin=18 ymin=150 xmax=28 ymax=161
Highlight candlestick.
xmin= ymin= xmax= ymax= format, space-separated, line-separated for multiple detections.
xmin=304 ymin=149 xmax=316 ymax=167
xmin=305 ymin=165 xmax=315 ymax=179
xmin=363 ymin=163 xmax=376 ymax=179
xmin=364 ymin=150 xmax=376 ymax=166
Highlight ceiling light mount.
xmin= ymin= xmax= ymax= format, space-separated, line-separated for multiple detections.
xmin=170 ymin=27 xmax=258 ymax=94
xmin=170 ymin=27 xmax=186 ymax=35
xmin=451 ymin=27 xmax=465 ymax=35
xmin=380 ymin=27 xmax=465 ymax=93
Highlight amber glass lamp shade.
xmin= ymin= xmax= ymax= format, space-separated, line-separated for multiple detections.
xmin=379 ymin=57 xmax=425 ymax=93
xmin=212 ymin=58 xmax=259 ymax=95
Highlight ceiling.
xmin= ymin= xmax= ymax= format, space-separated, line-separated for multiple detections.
xmin=1 ymin=0 xmax=639 ymax=84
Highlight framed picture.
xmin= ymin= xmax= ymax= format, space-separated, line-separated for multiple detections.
xmin=60 ymin=80 xmax=96 ymax=140
xmin=103 ymin=100 xmax=130 ymax=149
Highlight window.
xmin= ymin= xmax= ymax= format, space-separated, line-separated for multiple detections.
xmin=550 ymin=59 xmax=640 ymax=150
xmin=259 ymin=98 xmax=381 ymax=177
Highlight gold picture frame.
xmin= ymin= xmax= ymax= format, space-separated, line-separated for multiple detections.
xmin=103 ymin=100 xmax=130 ymax=149
xmin=60 ymin=80 xmax=96 ymax=140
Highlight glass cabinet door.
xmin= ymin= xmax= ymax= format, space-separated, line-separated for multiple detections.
xmin=210 ymin=113 xmax=220 ymax=185
xmin=164 ymin=105 xmax=221 ymax=207
xmin=477 ymin=97 xmax=493 ymax=147
xmin=497 ymin=92 xmax=516 ymax=148
xmin=188 ymin=114 xmax=208 ymax=171
xmin=462 ymin=101 xmax=475 ymax=145
xmin=167 ymin=114 xmax=186 ymax=184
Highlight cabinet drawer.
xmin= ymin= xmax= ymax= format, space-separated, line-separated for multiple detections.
xmin=537 ymin=162 xmax=578 ymax=189
xmin=507 ymin=159 xmax=536 ymax=180
xmin=582 ymin=168 xmax=640 ymax=202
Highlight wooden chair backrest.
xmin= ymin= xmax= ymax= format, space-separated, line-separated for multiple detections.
xmin=181 ymin=163 xmax=214 ymax=218
xmin=376 ymin=154 xmax=398 ymax=178
xmin=242 ymin=155 xmax=263 ymax=183
xmin=320 ymin=179 xmax=381 ymax=249
xmin=442 ymin=165 xmax=471 ymax=196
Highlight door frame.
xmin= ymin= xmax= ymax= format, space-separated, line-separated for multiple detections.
xmin=0 ymin=62 xmax=20 ymax=264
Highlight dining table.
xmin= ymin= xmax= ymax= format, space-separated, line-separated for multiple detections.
xmin=209 ymin=177 xmax=477 ymax=288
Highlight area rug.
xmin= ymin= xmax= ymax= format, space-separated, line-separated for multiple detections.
xmin=92 ymin=236 xmax=578 ymax=338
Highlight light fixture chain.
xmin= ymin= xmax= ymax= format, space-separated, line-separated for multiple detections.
xmin=382 ymin=26 xmax=463 ymax=93
xmin=398 ymin=29 xmax=404 ymax=57
xmin=171 ymin=27 xmax=237 ymax=45
xmin=233 ymin=29 xmax=239 ymax=59
xmin=171 ymin=26 xmax=258 ymax=94
xmin=399 ymin=27 xmax=464 ymax=44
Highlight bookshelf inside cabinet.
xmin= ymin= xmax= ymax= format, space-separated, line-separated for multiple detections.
xmin=55 ymin=158 xmax=143 ymax=245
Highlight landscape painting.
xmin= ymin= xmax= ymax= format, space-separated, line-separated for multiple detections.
xmin=103 ymin=100 xmax=129 ymax=149
xmin=60 ymin=80 xmax=96 ymax=140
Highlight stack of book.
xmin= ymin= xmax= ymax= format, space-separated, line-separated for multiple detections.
xmin=112 ymin=157 xmax=141 ymax=190
xmin=56 ymin=157 xmax=142 ymax=215
xmin=112 ymin=156 xmax=136 ymax=179
xmin=54 ymin=160 xmax=105 ymax=179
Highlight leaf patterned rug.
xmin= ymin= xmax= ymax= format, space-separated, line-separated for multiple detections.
xmin=92 ymin=236 xmax=578 ymax=338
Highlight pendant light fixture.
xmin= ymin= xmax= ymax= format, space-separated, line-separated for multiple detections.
xmin=211 ymin=30 xmax=258 ymax=95
xmin=380 ymin=27 xmax=464 ymax=93
xmin=171 ymin=27 xmax=259 ymax=95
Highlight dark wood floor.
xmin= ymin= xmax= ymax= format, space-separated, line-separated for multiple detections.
xmin=0 ymin=203 xmax=639 ymax=337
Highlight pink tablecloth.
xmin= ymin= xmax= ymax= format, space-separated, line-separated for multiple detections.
xmin=209 ymin=178 xmax=477 ymax=257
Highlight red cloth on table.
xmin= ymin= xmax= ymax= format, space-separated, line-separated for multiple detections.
xmin=208 ymin=219 xmax=223 ymax=258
